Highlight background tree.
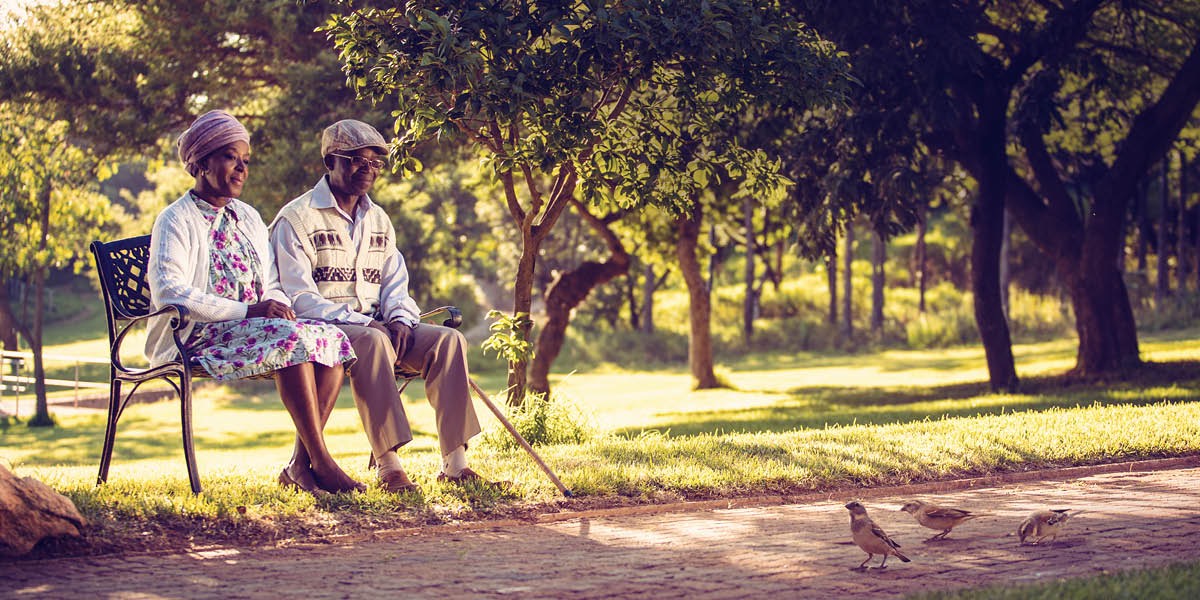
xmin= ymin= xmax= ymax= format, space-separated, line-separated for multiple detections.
xmin=0 ymin=106 xmax=110 ymax=426
xmin=326 ymin=0 xmax=851 ymax=400
xmin=794 ymin=0 xmax=1200 ymax=387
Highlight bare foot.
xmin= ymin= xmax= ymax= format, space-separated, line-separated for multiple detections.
xmin=311 ymin=463 xmax=366 ymax=494
xmin=279 ymin=463 xmax=331 ymax=497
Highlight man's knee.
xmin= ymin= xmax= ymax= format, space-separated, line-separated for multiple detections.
xmin=350 ymin=327 xmax=396 ymax=367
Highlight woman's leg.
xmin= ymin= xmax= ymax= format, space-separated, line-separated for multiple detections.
xmin=275 ymin=362 xmax=362 ymax=493
xmin=282 ymin=363 xmax=346 ymax=493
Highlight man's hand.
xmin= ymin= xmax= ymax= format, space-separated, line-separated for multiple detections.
xmin=386 ymin=320 xmax=415 ymax=360
xmin=246 ymin=300 xmax=295 ymax=320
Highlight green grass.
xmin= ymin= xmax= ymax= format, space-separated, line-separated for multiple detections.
xmin=3 ymin=326 xmax=1200 ymax=557
xmin=909 ymin=560 xmax=1200 ymax=599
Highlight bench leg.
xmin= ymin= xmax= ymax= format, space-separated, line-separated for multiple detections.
xmin=96 ymin=379 xmax=121 ymax=486
xmin=180 ymin=375 xmax=202 ymax=494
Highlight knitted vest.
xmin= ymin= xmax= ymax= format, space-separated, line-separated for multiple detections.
xmin=275 ymin=196 xmax=393 ymax=315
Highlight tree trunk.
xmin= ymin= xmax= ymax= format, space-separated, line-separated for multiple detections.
xmin=529 ymin=202 xmax=630 ymax=395
xmin=870 ymin=227 xmax=885 ymax=333
xmin=841 ymin=221 xmax=854 ymax=339
xmin=676 ymin=203 xmax=720 ymax=389
xmin=970 ymin=104 xmax=1019 ymax=392
xmin=826 ymin=248 xmax=838 ymax=325
xmin=640 ymin=264 xmax=658 ymax=334
xmin=1177 ymin=151 xmax=1189 ymax=292
xmin=0 ymin=284 xmax=19 ymax=350
xmin=29 ymin=181 xmax=53 ymax=427
xmin=1156 ymin=160 xmax=1170 ymax=305
xmin=915 ymin=204 xmax=928 ymax=313
xmin=742 ymin=196 xmax=756 ymax=344
xmin=999 ymin=208 xmax=1012 ymax=320
xmin=1136 ymin=178 xmax=1150 ymax=275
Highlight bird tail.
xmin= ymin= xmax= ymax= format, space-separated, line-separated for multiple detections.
xmin=894 ymin=550 xmax=911 ymax=563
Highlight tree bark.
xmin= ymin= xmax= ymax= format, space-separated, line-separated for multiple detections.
xmin=1156 ymin=160 xmax=1170 ymax=305
xmin=826 ymin=248 xmax=838 ymax=325
xmin=841 ymin=221 xmax=853 ymax=339
xmin=969 ymin=93 xmax=1019 ymax=392
xmin=742 ymin=196 xmax=756 ymax=343
xmin=1176 ymin=152 xmax=1189 ymax=292
xmin=999 ymin=208 xmax=1012 ymax=320
xmin=676 ymin=202 xmax=720 ymax=389
xmin=0 ymin=285 xmax=19 ymax=350
xmin=914 ymin=204 xmax=928 ymax=313
xmin=529 ymin=202 xmax=630 ymax=395
xmin=29 ymin=180 xmax=53 ymax=426
xmin=870 ymin=227 xmax=885 ymax=333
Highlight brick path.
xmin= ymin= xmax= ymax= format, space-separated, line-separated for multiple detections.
xmin=4 ymin=461 xmax=1199 ymax=599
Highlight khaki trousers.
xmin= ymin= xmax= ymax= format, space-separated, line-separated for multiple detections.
xmin=336 ymin=323 xmax=481 ymax=459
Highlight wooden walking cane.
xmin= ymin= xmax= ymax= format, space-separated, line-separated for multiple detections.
xmin=468 ymin=379 xmax=574 ymax=497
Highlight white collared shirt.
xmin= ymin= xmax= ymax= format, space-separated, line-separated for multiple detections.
xmin=270 ymin=176 xmax=421 ymax=327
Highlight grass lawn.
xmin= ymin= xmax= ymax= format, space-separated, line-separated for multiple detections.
xmin=2 ymin=325 xmax=1199 ymax=561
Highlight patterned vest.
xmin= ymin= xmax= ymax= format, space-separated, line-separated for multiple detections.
xmin=275 ymin=196 xmax=393 ymax=315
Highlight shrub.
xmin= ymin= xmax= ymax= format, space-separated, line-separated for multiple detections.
xmin=478 ymin=390 xmax=599 ymax=449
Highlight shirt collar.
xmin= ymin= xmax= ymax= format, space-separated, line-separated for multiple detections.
xmin=312 ymin=175 xmax=376 ymax=221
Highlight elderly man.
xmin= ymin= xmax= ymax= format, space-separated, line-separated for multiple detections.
xmin=269 ymin=119 xmax=489 ymax=494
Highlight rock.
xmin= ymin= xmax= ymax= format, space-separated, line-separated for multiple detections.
xmin=0 ymin=463 xmax=87 ymax=556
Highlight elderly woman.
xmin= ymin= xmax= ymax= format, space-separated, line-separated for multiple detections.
xmin=145 ymin=110 xmax=363 ymax=495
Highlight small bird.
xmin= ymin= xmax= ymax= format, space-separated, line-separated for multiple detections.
xmin=845 ymin=501 xmax=911 ymax=570
xmin=900 ymin=499 xmax=980 ymax=541
xmin=1018 ymin=509 xmax=1074 ymax=545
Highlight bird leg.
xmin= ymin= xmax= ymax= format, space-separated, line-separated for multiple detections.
xmin=878 ymin=555 xmax=889 ymax=569
xmin=856 ymin=555 xmax=873 ymax=570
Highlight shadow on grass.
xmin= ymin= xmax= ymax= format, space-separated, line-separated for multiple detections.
xmin=614 ymin=361 xmax=1200 ymax=438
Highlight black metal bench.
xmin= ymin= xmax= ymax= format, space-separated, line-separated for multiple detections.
xmin=90 ymin=234 xmax=461 ymax=494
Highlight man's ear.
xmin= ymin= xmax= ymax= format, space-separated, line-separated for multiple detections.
xmin=323 ymin=155 xmax=335 ymax=171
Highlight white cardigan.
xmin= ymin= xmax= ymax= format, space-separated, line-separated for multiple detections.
xmin=144 ymin=193 xmax=290 ymax=366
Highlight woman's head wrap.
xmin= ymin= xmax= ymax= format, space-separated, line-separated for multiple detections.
xmin=177 ymin=110 xmax=250 ymax=177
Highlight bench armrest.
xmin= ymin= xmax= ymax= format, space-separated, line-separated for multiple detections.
xmin=419 ymin=305 xmax=462 ymax=329
xmin=110 ymin=304 xmax=190 ymax=374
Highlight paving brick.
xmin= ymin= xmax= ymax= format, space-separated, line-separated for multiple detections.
xmin=5 ymin=463 xmax=1200 ymax=598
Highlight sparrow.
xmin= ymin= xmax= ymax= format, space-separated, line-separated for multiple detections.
xmin=845 ymin=501 xmax=911 ymax=570
xmin=1018 ymin=509 xmax=1074 ymax=545
xmin=899 ymin=499 xmax=980 ymax=541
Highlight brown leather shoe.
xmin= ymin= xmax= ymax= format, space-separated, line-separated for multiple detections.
xmin=379 ymin=469 xmax=421 ymax=494
xmin=437 ymin=467 xmax=511 ymax=491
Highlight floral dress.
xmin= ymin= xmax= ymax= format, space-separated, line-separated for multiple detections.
xmin=187 ymin=195 xmax=355 ymax=381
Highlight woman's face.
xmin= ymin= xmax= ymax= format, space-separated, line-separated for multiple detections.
xmin=198 ymin=141 xmax=250 ymax=200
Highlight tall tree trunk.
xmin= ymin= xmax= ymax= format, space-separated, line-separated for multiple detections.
xmin=1156 ymin=160 xmax=1170 ymax=305
xmin=826 ymin=248 xmax=838 ymax=325
xmin=676 ymin=203 xmax=720 ymax=389
xmin=529 ymin=202 xmax=630 ymax=395
xmin=498 ymin=165 xmax=578 ymax=406
xmin=1177 ymin=151 xmax=1189 ymax=292
xmin=999 ymin=208 xmax=1012 ymax=320
xmin=0 ymin=284 xmax=19 ymax=350
xmin=970 ymin=102 xmax=1019 ymax=392
xmin=1136 ymin=178 xmax=1150 ymax=275
xmin=742 ymin=196 xmax=756 ymax=343
xmin=29 ymin=180 xmax=53 ymax=426
xmin=870 ymin=227 xmax=885 ymax=333
xmin=915 ymin=204 xmax=928 ymax=313
xmin=841 ymin=221 xmax=854 ymax=339
xmin=640 ymin=264 xmax=658 ymax=334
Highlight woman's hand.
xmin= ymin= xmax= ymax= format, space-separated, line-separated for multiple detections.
xmin=246 ymin=300 xmax=295 ymax=320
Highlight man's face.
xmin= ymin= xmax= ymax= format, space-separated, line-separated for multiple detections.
xmin=326 ymin=147 xmax=384 ymax=199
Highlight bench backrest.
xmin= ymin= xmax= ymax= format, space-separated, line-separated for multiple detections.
xmin=90 ymin=235 xmax=153 ymax=342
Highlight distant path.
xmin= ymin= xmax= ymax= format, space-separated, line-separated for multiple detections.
xmin=5 ymin=459 xmax=1200 ymax=598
